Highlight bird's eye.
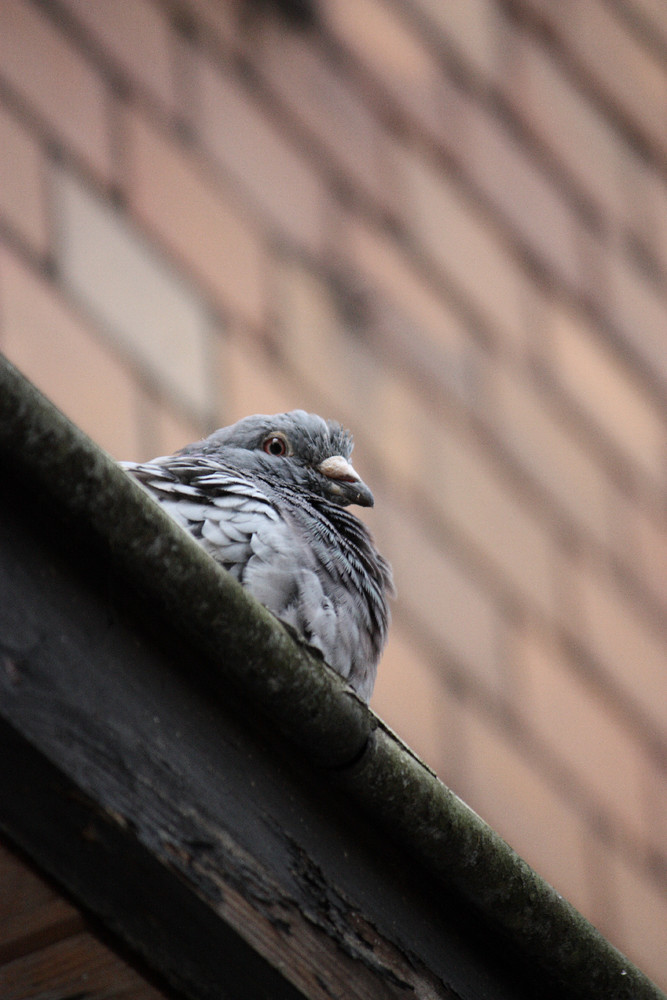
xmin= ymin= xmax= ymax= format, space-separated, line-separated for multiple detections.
xmin=263 ymin=434 xmax=288 ymax=456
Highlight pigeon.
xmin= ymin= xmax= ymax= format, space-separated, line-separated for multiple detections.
xmin=122 ymin=410 xmax=394 ymax=701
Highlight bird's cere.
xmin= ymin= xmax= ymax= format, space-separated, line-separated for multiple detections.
xmin=122 ymin=410 xmax=393 ymax=701
xmin=317 ymin=455 xmax=361 ymax=483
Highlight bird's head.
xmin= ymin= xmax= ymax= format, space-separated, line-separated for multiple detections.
xmin=181 ymin=410 xmax=375 ymax=508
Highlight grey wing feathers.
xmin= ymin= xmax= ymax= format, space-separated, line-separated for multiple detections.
xmin=122 ymin=453 xmax=392 ymax=701
xmin=122 ymin=458 xmax=281 ymax=580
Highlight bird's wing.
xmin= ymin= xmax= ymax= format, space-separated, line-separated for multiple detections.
xmin=122 ymin=458 xmax=282 ymax=580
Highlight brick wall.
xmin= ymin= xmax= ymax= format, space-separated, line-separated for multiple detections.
xmin=1 ymin=0 xmax=666 ymax=987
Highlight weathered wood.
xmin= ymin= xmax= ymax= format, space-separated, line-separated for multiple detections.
xmin=1 ymin=930 xmax=169 ymax=1000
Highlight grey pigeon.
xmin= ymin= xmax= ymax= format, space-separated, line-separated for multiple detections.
xmin=122 ymin=410 xmax=393 ymax=700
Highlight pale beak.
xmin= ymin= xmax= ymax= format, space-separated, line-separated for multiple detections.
xmin=317 ymin=455 xmax=374 ymax=507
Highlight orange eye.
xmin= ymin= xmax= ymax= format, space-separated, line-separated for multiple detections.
xmin=263 ymin=434 xmax=288 ymax=456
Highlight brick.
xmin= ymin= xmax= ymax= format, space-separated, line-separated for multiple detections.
xmin=197 ymin=55 xmax=327 ymax=252
xmin=633 ymin=160 xmax=667 ymax=280
xmin=493 ymin=364 xmax=617 ymax=544
xmin=411 ymin=0 xmax=503 ymax=80
xmin=0 ymin=244 xmax=140 ymax=458
xmin=0 ymin=103 xmax=48 ymax=254
xmin=629 ymin=0 xmax=667 ymax=47
xmin=325 ymin=0 xmax=433 ymax=78
xmin=460 ymin=704 xmax=591 ymax=917
xmin=60 ymin=0 xmax=176 ymax=113
xmin=512 ymin=623 xmax=648 ymax=837
xmin=548 ymin=303 xmax=667 ymax=483
xmin=604 ymin=249 xmax=667 ymax=392
xmin=273 ymin=256 xmax=385 ymax=424
xmin=253 ymin=25 xmax=391 ymax=210
xmin=643 ymin=755 xmax=667 ymax=864
xmin=371 ymin=497 xmax=503 ymax=692
xmin=405 ymin=401 xmax=557 ymax=616
xmin=223 ymin=328 xmax=305 ymax=423
xmin=632 ymin=506 xmax=667 ymax=610
xmin=574 ymin=559 xmax=667 ymax=741
xmin=508 ymin=36 xmax=626 ymax=224
xmin=563 ymin=0 xmax=667 ymax=157
xmin=608 ymin=850 xmax=667 ymax=989
xmin=369 ymin=369 xmax=437 ymax=488
xmin=371 ymin=627 xmax=449 ymax=771
xmin=393 ymin=146 xmax=530 ymax=342
xmin=184 ymin=0 xmax=239 ymax=48
xmin=348 ymin=207 xmax=533 ymax=358
xmin=460 ymin=100 xmax=583 ymax=289
xmin=343 ymin=215 xmax=487 ymax=406
xmin=126 ymin=109 xmax=265 ymax=327
xmin=131 ymin=390 xmax=207 ymax=464
xmin=324 ymin=0 xmax=468 ymax=151
xmin=0 ymin=0 xmax=111 ymax=179
xmin=54 ymin=166 xmax=211 ymax=417
xmin=153 ymin=403 xmax=205 ymax=458
xmin=345 ymin=216 xmax=469 ymax=347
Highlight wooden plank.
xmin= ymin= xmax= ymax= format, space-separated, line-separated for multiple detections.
xmin=0 ymin=930 xmax=169 ymax=1000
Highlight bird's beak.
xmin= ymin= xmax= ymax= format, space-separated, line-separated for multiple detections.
xmin=317 ymin=455 xmax=374 ymax=507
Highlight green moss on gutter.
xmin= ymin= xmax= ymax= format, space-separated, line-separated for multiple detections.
xmin=1 ymin=354 xmax=664 ymax=1000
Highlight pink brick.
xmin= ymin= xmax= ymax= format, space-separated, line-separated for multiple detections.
xmin=184 ymin=0 xmax=239 ymax=48
xmin=126 ymin=109 xmax=266 ymax=328
xmin=371 ymin=627 xmax=450 ymax=771
xmin=153 ymin=404 xmax=206 ymax=460
xmin=0 ymin=0 xmax=111 ymax=179
xmin=252 ymin=25 xmax=390 ymax=210
xmin=324 ymin=0 xmax=465 ymax=148
xmin=460 ymin=100 xmax=583 ymax=289
xmin=197 ymin=55 xmax=328 ymax=253
xmin=60 ymin=0 xmax=177 ymax=113
xmin=460 ymin=703 xmax=592 ymax=917
xmin=574 ymin=558 xmax=667 ymax=741
xmin=633 ymin=160 xmax=667 ymax=281
xmin=508 ymin=35 xmax=627 ymax=223
xmin=548 ymin=302 xmax=667 ymax=484
xmin=393 ymin=145 xmax=531 ymax=343
xmin=54 ymin=166 xmax=211 ymax=417
xmin=0 ymin=103 xmax=48 ymax=255
xmin=223 ymin=329 xmax=306 ymax=424
xmin=371 ymin=496 xmax=504 ymax=692
xmin=0 ymin=245 xmax=140 ymax=458
xmin=411 ymin=0 xmax=503 ymax=80
xmin=608 ymin=849 xmax=667 ymax=989
xmin=271 ymin=255 xmax=351 ymax=407
xmin=605 ymin=249 xmax=667 ymax=392
xmin=344 ymin=215 xmax=470 ymax=349
xmin=492 ymin=364 xmax=617 ymax=545
xmin=632 ymin=505 xmax=667 ymax=611
xmin=643 ymin=754 xmax=667 ymax=867
xmin=563 ymin=0 xmax=667 ymax=157
xmin=629 ymin=0 xmax=667 ymax=47
xmin=513 ymin=623 xmax=649 ymax=838
xmin=393 ymin=393 xmax=557 ymax=617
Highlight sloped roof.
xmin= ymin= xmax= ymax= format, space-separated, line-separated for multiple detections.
xmin=0 ymin=353 xmax=663 ymax=1000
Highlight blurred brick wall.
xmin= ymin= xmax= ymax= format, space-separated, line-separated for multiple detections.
xmin=1 ymin=0 xmax=667 ymax=987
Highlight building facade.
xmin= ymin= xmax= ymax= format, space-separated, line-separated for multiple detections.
xmin=1 ymin=0 xmax=667 ymax=986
